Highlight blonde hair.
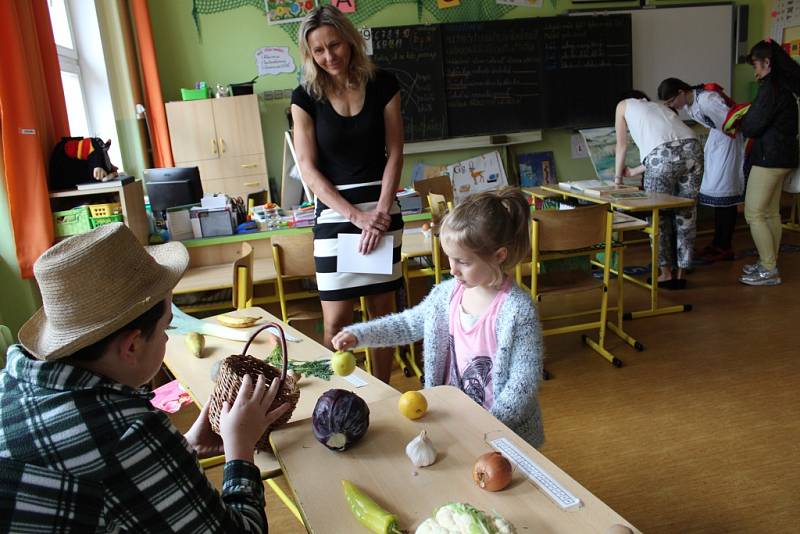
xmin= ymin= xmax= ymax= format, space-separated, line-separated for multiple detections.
xmin=297 ymin=5 xmax=375 ymax=100
xmin=441 ymin=188 xmax=531 ymax=288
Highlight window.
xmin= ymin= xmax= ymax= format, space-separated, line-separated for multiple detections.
xmin=47 ymin=0 xmax=90 ymax=137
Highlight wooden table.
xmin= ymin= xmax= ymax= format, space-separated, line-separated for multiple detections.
xmin=541 ymin=186 xmax=696 ymax=320
xmin=163 ymin=306 xmax=397 ymax=478
xmin=270 ymin=386 xmax=639 ymax=533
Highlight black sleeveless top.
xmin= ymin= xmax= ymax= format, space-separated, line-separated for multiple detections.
xmin=291 ymin=69 xmax=400 ymax=187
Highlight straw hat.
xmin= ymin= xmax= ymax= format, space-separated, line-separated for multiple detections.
xmin=18 ymin=223 xmax=189 ymax=361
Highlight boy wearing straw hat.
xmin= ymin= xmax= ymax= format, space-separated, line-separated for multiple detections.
xmin=0 ymin=223 xmax=289 ymax=532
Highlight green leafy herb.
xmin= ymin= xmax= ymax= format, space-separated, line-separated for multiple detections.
xmin=265 ymin=344 xmax=333 ymax=381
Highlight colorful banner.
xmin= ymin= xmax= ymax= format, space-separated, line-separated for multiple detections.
xmin=266 ymin=0 xmax=317 ymax=25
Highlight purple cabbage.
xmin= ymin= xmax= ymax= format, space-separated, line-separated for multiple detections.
xmin=311 ymin=389 xmax=370 ymax=451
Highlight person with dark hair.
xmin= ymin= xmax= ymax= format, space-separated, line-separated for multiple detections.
xmin=291 ymin=5 xmax=404 ymax=382
xmin=658 ymin=78 xmax=745 ymax=262
xmin=736 ymin=39 xmax=800 ymax=285
xmin=614 ymin=91 xmax=704 ymax=289
xmin=0 ymin=223 xmax=289 ymax=532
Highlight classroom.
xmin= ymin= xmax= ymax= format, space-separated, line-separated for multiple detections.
xmin=1 ymin=0 xmax=798 ymax=533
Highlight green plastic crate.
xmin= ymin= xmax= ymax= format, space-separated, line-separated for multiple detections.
xmin=53 ymin=206 xmax=92 ymax=237
xmin=90 ymin=214 xmax=124 ymax=229
xmin=181 ymin=87 xmax=209 ymax=100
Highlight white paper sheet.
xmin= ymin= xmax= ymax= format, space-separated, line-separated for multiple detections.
xmin=336 ymin=234 xmax=394 ymax=275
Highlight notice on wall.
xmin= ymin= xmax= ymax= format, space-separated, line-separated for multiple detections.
xmin=255 ymin=47 xmax=296 ymax=76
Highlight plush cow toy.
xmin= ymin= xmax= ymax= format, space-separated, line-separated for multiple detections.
xmin=48 ymin=137 xmax=119 ymax=189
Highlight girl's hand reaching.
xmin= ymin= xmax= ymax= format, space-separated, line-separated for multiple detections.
xmin=219 ymin=374 xmax=291 ymax=463
xmin=331 ymin=330 xmax=358 ymax=351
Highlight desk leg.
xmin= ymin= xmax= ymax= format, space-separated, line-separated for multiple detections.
xmin=625 ymin=207 xmax=691 ymax=320
xmin=605 ymin=232 xmax=645 ymax=351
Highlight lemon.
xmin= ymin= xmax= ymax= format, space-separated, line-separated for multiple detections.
xmin=331 ymin=350 xmax=357 ymax=376
xmin=398 ymin=390 xmax=428 ymax=420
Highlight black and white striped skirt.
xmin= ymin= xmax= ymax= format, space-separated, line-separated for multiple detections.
xmin=313 ymin=180 xmax=404 ymax=301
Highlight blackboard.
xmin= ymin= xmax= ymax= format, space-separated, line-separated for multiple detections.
xmin=540 ymin=16 xmax=632 ymax=128
xmin=370 ymin=15 xmax=632 ymax=141
xmin=442 ymin=20 xmax=542 ymax=137
xmin=371 ymin=25 xmax=447 ymax=142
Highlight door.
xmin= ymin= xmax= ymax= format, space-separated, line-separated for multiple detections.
xmin=166 ymin=100 xmax=219 ymax=163
xmin=212 ymin=95 xmax=265 ymax=158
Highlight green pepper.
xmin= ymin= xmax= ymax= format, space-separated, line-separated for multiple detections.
xmin=342 ymin=480 xmax=401 ymax=534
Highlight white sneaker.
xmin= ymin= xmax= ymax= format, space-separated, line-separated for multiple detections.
xmin=741 ymin=263 xmax=760 ymax=275
xmin=739 ymin=265 xmax=781 ymax=286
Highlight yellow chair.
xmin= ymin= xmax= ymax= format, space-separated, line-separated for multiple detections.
xmin=270 ymin=233 xmax=405 ymax=377
xmin=529 ymin=203 xmax=623 ymax=367
xmin=232 ymin=242 xmax=254 ymax=310
xmin=413 ymin=175 xmax=454 ymax=207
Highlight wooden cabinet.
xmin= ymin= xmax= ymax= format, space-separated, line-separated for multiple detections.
xmin=166 ymin=95 xmax=270 ymax=202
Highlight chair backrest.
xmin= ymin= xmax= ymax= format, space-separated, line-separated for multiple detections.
xmin=231 ymin=242 xmax=254 ymax=310
xmin=271 ymin=233 xmax=316 ymax=278
xmin=531 ymin=203 xmax=610 ymax=251
xmin=414 ymin=176 xmax=453 ymax=207
xmin=0 ymin=456 xmax=103 ymax=531
xmin=428 ymin=193 xmax=449 ymax=228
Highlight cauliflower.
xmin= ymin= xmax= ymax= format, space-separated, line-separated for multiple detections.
xmin=414 ymin=503 xmax=516 ymax=534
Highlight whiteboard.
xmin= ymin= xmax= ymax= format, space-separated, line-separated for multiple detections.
xmin=574 ymin=4 xmax=735 ymax=103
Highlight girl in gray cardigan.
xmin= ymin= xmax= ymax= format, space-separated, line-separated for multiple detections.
xmin=334 ymin=189 xmax=544 ymax=448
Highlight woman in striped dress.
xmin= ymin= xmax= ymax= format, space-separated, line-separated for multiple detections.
xmin=291 ymin=5 xmax=404 ymax=382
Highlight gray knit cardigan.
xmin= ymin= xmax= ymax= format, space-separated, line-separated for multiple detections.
xmin=344 ymin=278 xmax=544 ymax=448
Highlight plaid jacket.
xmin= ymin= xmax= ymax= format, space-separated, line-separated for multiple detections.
xmin=0 ymin=345 xmax=267 ymax=533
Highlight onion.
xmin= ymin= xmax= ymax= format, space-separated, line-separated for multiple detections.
xmin=472 ymin=452 xmax=512 ymax=492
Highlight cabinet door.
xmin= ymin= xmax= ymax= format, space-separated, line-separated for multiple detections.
xmin=212 ymin=95 xmax=265 ymax=158
xmin=166 ymin=100 xmax=219 ymax=162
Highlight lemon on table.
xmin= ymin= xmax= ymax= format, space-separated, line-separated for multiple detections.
xmin=398 ymin=390 xmax=428 ymax=420
xmin=331 ymin=350 xmax=357 ymax=376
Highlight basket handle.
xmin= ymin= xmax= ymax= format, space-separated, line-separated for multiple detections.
xmin=241 ymin=322 xmax=289 ymax=383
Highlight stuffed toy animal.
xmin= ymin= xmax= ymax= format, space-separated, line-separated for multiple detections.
xmin=48 ymin=137 xmax=119 ymax=189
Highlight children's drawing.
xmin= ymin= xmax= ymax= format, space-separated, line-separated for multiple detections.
xmin=266 ymin=0 xmax=317 ymax=25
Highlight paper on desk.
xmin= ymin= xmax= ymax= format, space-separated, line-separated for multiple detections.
xmin=337 ymin=234 xmax=394 ymax=275
xmin=342 ymin=373 xmax=368 ymax=388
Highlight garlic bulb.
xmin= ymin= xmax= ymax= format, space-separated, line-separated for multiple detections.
xmin=406 ymin=430 xmax=437 ymax=467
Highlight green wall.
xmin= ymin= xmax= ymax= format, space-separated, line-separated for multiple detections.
xmin=0 ymin=168 xmax=40 ymax=340
xmin=149 ymin=0 xmax=767 ymax=189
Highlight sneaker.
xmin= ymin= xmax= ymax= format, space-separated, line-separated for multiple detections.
xmin=739 ymin=265 xmax=781 ymax=286
xmin=741 ymin=263 xmax=760 ymax=275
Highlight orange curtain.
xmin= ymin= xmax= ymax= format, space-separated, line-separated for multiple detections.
xmin=0 ymin=0 xmax=69 ymax=278
xmin=130 ymin=0 xmax=173 ymax=168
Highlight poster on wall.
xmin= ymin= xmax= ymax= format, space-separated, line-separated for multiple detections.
xmin=518 ymin=151 xmax=557 ymax=187
xmin=255 ymin=47 xmax=296 ymax=75
xmin=579 ymin=127 xmax=640 ymax=181
xmin=266 ymin=0 xmax=317 ymax=25
xmin=329 ymin=0 xmax=355 ymax=13
xmin=447 ymin=151 xmax=508 ymax=203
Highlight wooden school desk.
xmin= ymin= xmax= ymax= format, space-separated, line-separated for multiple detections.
xmin=174 ymin=218 xmax=434 ymax=312
xmin=270 ymin=385 xmax=639 ymax=533
xmin=541 ymin=186 xmax=695 ymax=320
xmin=162 ymin=306 xmax=397 ymax=480
xmin=523 ymin=187 xmax=649 ymax=352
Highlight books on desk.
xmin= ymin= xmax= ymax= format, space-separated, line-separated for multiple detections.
xmin=558 ymin=179 xmax=639 ymax=197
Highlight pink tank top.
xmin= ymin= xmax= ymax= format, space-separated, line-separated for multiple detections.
xmin=446 ymin=278 xmax=512 ymax=409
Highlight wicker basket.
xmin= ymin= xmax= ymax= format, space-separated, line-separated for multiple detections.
xmin=208 ymin=323 xmax=300 ymax=451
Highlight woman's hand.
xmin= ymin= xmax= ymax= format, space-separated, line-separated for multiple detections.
xmin=351 ymin=208 xmax=391 ymax=254
xmin=623 ymin=165 xmax=645 ymax=177
xmin=183 ymin=401 xmax=224 ymax=459
xmin=219 ymin=374 xmax=291 ymax=462
xmin=331 ymin=330 xmax=358 ymax=351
